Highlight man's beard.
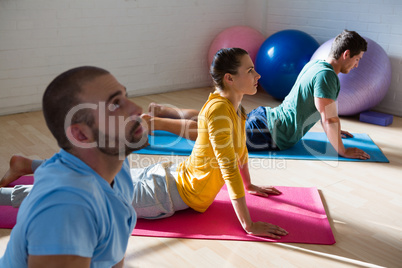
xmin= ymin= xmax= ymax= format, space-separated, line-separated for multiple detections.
xmin=93 ymin=121 xmax=149 ymax=157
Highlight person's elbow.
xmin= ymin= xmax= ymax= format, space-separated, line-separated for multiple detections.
xmin=321 ymin=116 xmax=340 ymax=126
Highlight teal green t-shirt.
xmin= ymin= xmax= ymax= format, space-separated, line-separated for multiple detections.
xmin=266 ymin=60 xmax=340 ymax=150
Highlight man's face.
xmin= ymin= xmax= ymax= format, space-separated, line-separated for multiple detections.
xmin=341 ymin=51 xmax=364 ymax=74
xmin=80 ymin=74 xmax=148 ymax=157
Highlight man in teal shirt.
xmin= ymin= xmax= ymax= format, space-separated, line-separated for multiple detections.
xmin=246 ymin=29 xmax=370 ymax=160
xmin=264 ymin=59 xmax=340 ymax=151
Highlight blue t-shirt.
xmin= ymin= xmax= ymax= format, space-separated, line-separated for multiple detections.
xmin=0 ymin=149 xmax=136 ymax=268
xmin=266 ymin=60 xmax=340 ymax=150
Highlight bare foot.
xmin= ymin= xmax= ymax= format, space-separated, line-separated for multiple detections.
xmin=148 ymin=102 xmax=164 ymax=117
xmin=0 ymin=155 xmax=34 ymax=187
xmin=140 ymin=113 xmax=154 ymax=135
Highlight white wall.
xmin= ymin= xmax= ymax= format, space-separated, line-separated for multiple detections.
xmin=249 ymin=0 xmax=402 ymax=116
xmin=0 ymin=0 xmax=246 ymax=115
xmin=1 ymin=0 xmax=402 ymax=116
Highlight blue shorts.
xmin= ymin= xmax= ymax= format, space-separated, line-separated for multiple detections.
xmin=245 ymin=106 xmax=278 ymax=151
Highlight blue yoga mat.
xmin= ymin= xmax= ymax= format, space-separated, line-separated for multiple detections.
xmin=135 ymin=131 xmax=388 ymax=162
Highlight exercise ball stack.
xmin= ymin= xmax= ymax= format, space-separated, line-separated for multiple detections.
xmin=255 ymin=30 xmax=319 ymax=100
xmin=311 ymin=37 xmax=391 ymax=116
xmin=208 ymin=26 xmax=265 ymax=67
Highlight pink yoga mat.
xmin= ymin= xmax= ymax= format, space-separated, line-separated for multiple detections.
xmin=0 ymin=176 xmax=335 ymax=245
xmin=133 ymin=185 xmax=335 ymax=244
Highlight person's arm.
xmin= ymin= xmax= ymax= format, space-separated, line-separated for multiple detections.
xmin=231 ymin=196 xmax=287 ymax=238
xmin=233 ymin=163 xmax=287 ymax=238
xmin=29 ymin=255 xmax=123 ymax=268
xmin=314 ymin=97 xmax=370 ymax=159
xmin=238 ymin=162 xmax=281 ymax=197
xmin=28 ymin=255 xmax=91 ymax=268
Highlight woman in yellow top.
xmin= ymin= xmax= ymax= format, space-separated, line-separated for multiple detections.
xmin=174 ymin=48 xmax=287 ymax=237
xmin=1 ymin=48 xmax=288 ymax=239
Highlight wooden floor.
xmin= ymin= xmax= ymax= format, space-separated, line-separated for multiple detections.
xmin=1 ymin=87 xmax=401 ymax=268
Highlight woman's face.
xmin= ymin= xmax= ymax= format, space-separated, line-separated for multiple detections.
xmin=231 ymin=54 xmax=260 ymax=96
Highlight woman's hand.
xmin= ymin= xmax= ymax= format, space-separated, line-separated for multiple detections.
xmin=231 ymin=196 xmax=288 ymax=239
xmin=246 ymin=221 xmax=288 ymax=239
xmin=245 ymin=184 xmax=282 ymax=197
xmin=341 ymin=130 xmax=354 ymax=138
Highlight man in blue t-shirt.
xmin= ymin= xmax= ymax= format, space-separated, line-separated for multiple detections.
xmin=138 ymin=30 xmax=370 ymax=160
xmin=0 ymin=66 xmax=149 ymax=267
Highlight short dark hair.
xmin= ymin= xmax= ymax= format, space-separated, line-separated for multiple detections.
xmin=42 ymin=66 xmax=110 ymax=150
xmin=210 ymin=47 xmax=249 ymax=90
xmin=329 ymin=30 xmax=368 ymax=59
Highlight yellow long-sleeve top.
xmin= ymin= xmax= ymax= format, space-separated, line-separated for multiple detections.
xmin=176 ymin=92 xmax=249 ymax=212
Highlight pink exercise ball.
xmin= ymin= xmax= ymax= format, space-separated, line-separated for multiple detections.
xmin=310 ymin=37 xmax=391 ymax=116
xmin=208 ymin=26 xmax=265 ymax=68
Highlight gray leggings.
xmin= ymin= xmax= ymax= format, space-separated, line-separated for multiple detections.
xmin=130 ymin=162 xmax=189 ymax=219
xmin=1 ymin=160 xmax=189 ymax=218
xmin=0 ymin=160 xmax=43 ymax=208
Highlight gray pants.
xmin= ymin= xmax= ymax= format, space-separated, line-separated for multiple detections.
xmin=0 ymin=159 xmax=42 ymax=208
xmin=1 ymin=160 xmax=189 ymax=217
xmin=0 ymin=185 xmax=32 ymax=208
xmin=131 ymin=161 xmax=189 ymax=219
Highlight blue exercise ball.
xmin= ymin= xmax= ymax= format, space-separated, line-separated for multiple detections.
xmin=255 ymin=30 xmax=319 ymax=100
